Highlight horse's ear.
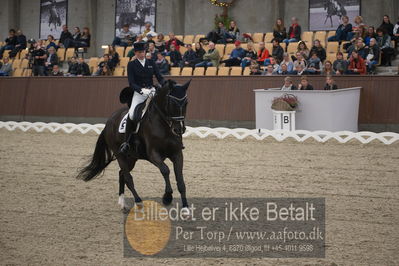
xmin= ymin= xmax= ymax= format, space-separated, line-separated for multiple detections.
xmin=180 ymin=79 xmax=192 ymax=91
xmin=167 ymin=79 xmax=177 ymax=89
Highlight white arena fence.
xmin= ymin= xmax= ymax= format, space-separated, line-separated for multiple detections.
xmin=1 ymin=121 xmax=399 ymax=145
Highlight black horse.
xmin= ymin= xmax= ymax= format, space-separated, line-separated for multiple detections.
xmin=76 ymin=79 xmax=191 ymax=214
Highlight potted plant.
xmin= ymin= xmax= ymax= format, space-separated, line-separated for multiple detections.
xmin=271 ymin=94 xmax=299 ymax=111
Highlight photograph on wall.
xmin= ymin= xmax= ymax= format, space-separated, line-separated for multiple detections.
xmin=115 ymin=0 xmax=156 ymax=36
xmin=309 ymin=0 xmax=361 ymax=31
xmin=39 ymin=0 xmax=68 ymax=39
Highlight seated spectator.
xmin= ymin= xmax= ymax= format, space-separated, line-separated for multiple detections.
xmin=293 ymin=52 xmax=308 ymax=71
xmin=257 ymin=42 xmax=270 ymax=65
xmin=45 ymin=46 xmax=59 ymax=71
xmin=94 ymin=54 xmax=113 ymax=75
xmin=0 ymin=57 xmax=13 ymax=76
xmin=346 ymin=51 xmax=367 ymax=75
xmin=321 ymin=60 xmax=334 ymax=76
xmin=283 ymin=17 xmax=302 ymax=45
xmin=273 ymin=18 xmax=287 ymax=43
xmin=221 ymin=40 xmax=245 ymax=67
xmin=112 ymin=24 xmax=135 ymax=47
xmin=0 ymin=29 xmax=17 ymax=59
xmin=262 ymin=64 xmax=276 ymax=76
xmin=249 ymin=63 xmax=262 ymax=75
xmin=64 ymin=26 xmax=81 ymax=48
xmin=180 ymin=43 xmax=197 ymax=68
xmin=364 ymin=26 xmax=377 ymax=46
xmin=293 ymin=64 xmax=306 ymax=75
xmin=9 ymin=30 xmax=26 ymax=59
xmin=146 ymin=33 xmax=156 ymax=46
xmin=328 ymin=16 xmax=353 ymax=42
xmin=155 ymin=33 xmax=166 ymax=53
xmin=310 ymin=40 xmax=326 ymax=62
xmin=281 ymin=76 xmax=297 ymax=91
xmin=226 ymin=20 xmax=240 ymax=43
xmin=147 ymin=42 xmax=159 ymax=61
xmin=347 ymin=16 xmax=367 ymax=41
xmin=46 ymin=35 xmax=58 ymax=50
xmin=394 ymin=17 xmax=399 ymax=46
xmin=67 ymin=56 xmax=79 ymax=75
xmin=347 ymin=38 xmax=367 ymax=59
xmin=298 ymin=76 xmax=314 ymax=90
xmin=108 ymin=45 xmax=120 ymax=70
xmin=76 ymin=57 xmax=90 ymax=76
xmin=376 ymin=28 xmax=394 ymax=66
xmin=194 ymin=42 xmax=206 ymax=65
xmin=324 ymin=76 xmax=338 ymax=90
xmin=165 ymin=32 xmax=185 ymax=52
xmin=278 ymin=53 xmax=294 ymax=73
xmin=141 ymin=22 xmax=154 ymax=40
xmin=49 ymin=65 xmax=63 ymax=76
xmin=268 ymin=57 xmax=279 ymax=72
xmin=76 ymin=27 xmax=91 ymax=48
xmin=271 ymin=39 xmax=284 ymax=63
xmin=295 ymin=41 xmax=310 ymax=60
xmin=195 ymin=42 xmax=220 ymax=67
xmin=276 ymin=63 xmax=290 ymax=75
xmin=241 ymin=42 xmax=257 ymax=69
xmin=59 ymin=25 xmax=73 ymax=48
xmin=206 ymin=22 xmax=228 ymax=44
xmin=100 ymin=65 xmax=112 ymax=76
xmin=365 ymin=38 xmax=380 ymax=74
xmin=379 ymin=15 xmax=394 ymax=37
xmin=155 ymin=52 xmax=170 ymax=75
xmin=169 ymin=44 xmax=182 ymax=67
xmin=333 ymin=52 xmax=349 ymax=74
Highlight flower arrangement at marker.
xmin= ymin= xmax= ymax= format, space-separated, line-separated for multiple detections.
xmin=271 ymin=94 xmax=299 ymax=111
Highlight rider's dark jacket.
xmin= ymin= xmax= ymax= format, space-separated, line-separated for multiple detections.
xmin=127 ymin=58 xmax=165 ymax=93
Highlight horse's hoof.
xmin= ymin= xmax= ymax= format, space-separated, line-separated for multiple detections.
xmin=162 ymin=193 xmax=173 ymax=206
xmin=135 ymin=201 xmax=144 ymax=209
xmin=181 ymin=207 xmax=191 ymax=220
xmin=122 ymin=207 xmax=130 ymax=214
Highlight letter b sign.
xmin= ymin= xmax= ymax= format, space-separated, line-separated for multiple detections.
xmin=283 ymin=115 xmax=290 ymax=124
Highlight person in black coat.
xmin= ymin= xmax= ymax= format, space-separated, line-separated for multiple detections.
xmin=180 ymin=44 xmax=197 ymax=68
xmin=380 ymin=15 xmax=394 ymax=37
xmin=271 ymin=39 xmax=284 ymax=63
xmin=0 ymin=29 xmax=17 ymax=59
xmin=324 ymin=76 xmax=338 ymax=90
xmin=76 ymin=57 xmax=91 ymax=76
xmin=298 ymin=76 xmax=314 ymax=90
xmin=169 ymin=44 xmax=182 ymax=67
xmin=120 ymin=42 xmax=165 ymax=155
xmin=59 ymin=25 xmax=73 ymax=48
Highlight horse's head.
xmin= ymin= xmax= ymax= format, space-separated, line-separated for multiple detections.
xmin=156 ymin=79 xmax=191 ymax=136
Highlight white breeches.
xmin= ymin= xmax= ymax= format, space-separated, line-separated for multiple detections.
xmin=128 ymin=89 xmax=155 ymax=120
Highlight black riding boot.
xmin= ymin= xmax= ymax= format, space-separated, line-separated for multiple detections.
xmin=119 ymin=117 xmax=136 ymax=155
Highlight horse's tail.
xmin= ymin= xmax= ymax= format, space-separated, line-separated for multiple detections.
xmin=76 ymin=129 xmax=114 ymax=182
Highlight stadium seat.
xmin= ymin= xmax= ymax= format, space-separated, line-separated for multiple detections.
xmin=116 ymin=46 xmax=125 ymax=57
xmin=221 ymin=54 xmax=230 ymax=61
xmin=215 ymin=44 xmax=225 ymax=57
xmin=265 ymin=43 xmax=273 ymax=52
xmin=280 ymin=43 xmax=286 ymax=50
xmin=183 ymin=35 xmax=194 ymax=44
xmin=54 ymin=40 xmax=59 ymax=45
xmin=264 ymin=32 xmax=274 ymax=43
xmin=88 ymin=57 xmax=99 ymax=73
xmin=65 ymin=48 xmax=75 ymax=60
xmin=241 ymin=43 xmax=248 ymax=50
xmin=194 ymin=34 xmax=205 ymax=43
xmin=327 ymin=31 xmax=336 ymax=39
xmin=165 ymin=55 xmax=171 ymax=63
xmin=181 ymin=67 xmax=193 ymax=76
xmin=113 ymin=67 xmax=124 ymax=76
xmin=287 ymin=43 xmax=298 ymax=55
xmin=57 ymin=48 xmax=66 ymax=62
xmin=23 ymin=68 xmax=32 ymax=77
xmin=20 ymin=58 xmax=29 ymax=69
xmin=119 ymin=57 xmax=130 ymax=68
xmin=225 ymin=44 xmax=235 ymax=55
xmin=179 ymin=45 xmax=187 ymax=55
xmin=326 ymin=53 xmax=336 ymax=63
xmin=243 ymin=67 xmax=251 ymax=76
xmin=218 ymin=67 xmax=230 ymax=76
xmin=301 ymin=31 xmax=313 ymax=44
xmin=252 ymin=33 xmax=264 ymax=43
xmin=12 ymin=68 xmax=24 ymax=77
xmin=12 ymin=59 xmax=21 ymax=69
xmin=314 ymin=31 xmax=327 ymax=43
xmin=170 ymin=67 xmax=181 ymax=76
xmin=175 ymin=35 xmax=183 ymax=41
xmin=163 ymin=35 xmax=170 ymax=42
xmin=326 ymin=42 xmax=339 ymax=54
xmin=103 ymin=46 xmax=109 ymax=55
xmin=193 ymin=67 xmax=205 ymax=76
xmin=205 ymin=67 xmax=217 ymax=76
xmin=253 ymin=43 xmax=260 ymax=52
xmin=19 ymin=49 xmax=28 ymax=59
xmin=230 ymin=67 xmax=242 ymax=76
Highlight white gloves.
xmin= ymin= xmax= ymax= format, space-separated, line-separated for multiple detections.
xmin=141 ymin=87 xmax=156 ymax=96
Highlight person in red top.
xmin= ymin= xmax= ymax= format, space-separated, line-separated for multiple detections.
xmin=346 ymin=51 xmax=367 ymax=75
xmin=283 ymin=17 xmax=302 ymax=46
xmin=256 ymin=42 xmax=270 ymax=65
xmin=165 ymin=32 xmax=185 ymax=52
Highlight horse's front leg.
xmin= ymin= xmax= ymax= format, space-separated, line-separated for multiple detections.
xmin=171 ymin=151 xmax=188 ymax=208
xmin=149 ymin=152 xmax=173 ymax=205
xmin=117 ymin=158 xmax=142 ymax=211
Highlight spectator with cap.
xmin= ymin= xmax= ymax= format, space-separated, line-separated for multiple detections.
xmin=221 ymin=40 xmax=245 ymax=67
xmin=180 ymin=44 xmax=197 ymax=68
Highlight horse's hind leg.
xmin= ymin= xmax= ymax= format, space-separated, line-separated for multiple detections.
xmin=149 ymin=152 xmax=173 ymax=206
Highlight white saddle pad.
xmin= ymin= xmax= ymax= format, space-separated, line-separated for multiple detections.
xmin=118 ymin=113 xmax=129 ymax=133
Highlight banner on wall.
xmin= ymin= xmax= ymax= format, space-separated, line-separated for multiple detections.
xmin=115 ymin=0 xmax=157 ymax=36
xmin=309 ymin=0 xmax=361 ymax=31
xmin=39 ymin=0 xmax=68 ymax=40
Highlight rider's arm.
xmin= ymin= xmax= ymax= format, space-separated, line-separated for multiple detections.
xmin=127 ymin=62 xmax=142 ymax=92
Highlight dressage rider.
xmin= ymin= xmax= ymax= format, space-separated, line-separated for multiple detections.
xmin=120 ymin=42 xmax=165 ymax=155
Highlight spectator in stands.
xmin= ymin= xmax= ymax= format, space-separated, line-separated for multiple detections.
xmin=306 ymin=52 xmax=322 ymax=75
xmin=169 ymin=44 xmax=182 ymax=67
xmin=257 ymin=42 xmax=270 ymax=65
xmin=9 ymin=30 xmax=26 ymax=59
xmin=49 ymin=65 xmax=63 ymax=76
xmin=146 ymin=33 xmax=156 ymax=46
xmin=241 ymin=42 xmax=257 ymax=69
xmin=67 ymin=56 xmax=79 ymax=76
xmin=45 ymin=46 xmax=59 ymax=72
xmin=249 ymin=63 xmax=262 ymax=75
xmin=321 ymin=60 xmax=334 ymax=75
xmin=298 ymin=76 xmax=314 ymax=90
xmin=261 ymin=64 xmax=275 ymax=76
xmin=155 ymin=52 xmax=170 ymax=75
xmin=147 ymin=42 xmax=159 ymax=61
xmin=0 ymin=57 xmax=13 ymax=76
xmin=226 ymin=20 xmax=240 ymax=43
xmin=65 ymin=26 xmax=81 ymax=48
xmin=365 ymin=38 xmax=380 ymax=74
xmin=206 ymin=22 xmax=228 ymax=44
xmin=100 ymin=65 xmax=112 ymax=76
xmin=347 ymin=38 xmax=367 ymax=59
xmin=333 ymin=52 xmax=349 ymax=74
xmin=221 ymin=40 xmax=245 ymax=67
xmin=293 ymin=63 xmax=306 ymax=75
xmin=295 ymin=41 xmax=310 ymax=60
xmin=59 ymin=25 xmax=73 ymax=48
xmin=0 ymin=29 xmax=17 ymax=59
xmin=273 ymin=18 xmax=287 ymax=43
xmin=107 ymin=46 xmax=120 ymax=70
xmin=268 ymin=57 xmax=279 ymax=72
xmin=276 ymin=63 xmax=290 ymax=75
xmin=94 ymin=54 xmax=113 ymax=75
xmin=281 ymin=76 xmax=297 ymax=91
xmin=76 ymin=27 xmax=91 ymax=48
xmin=376 ymin=28 xmax=394 ymax=66
xmin=46 ymin=35 xmax=58 ymax=50
xmin=364 ymin=26 xmax=377 ymax=46
xmin=112 ymin=24 xmax=135 ymax=47
xmin=379 ymin=15 xmax=394 ymax=37
xmin=195 ymin=42 xmax=220 ymax=67
xmin=271 ymin=39 xmax=284 ymax=63
xmin=310 ymin=40 xmax=326 ymax=62
xmin=194 ymin=42 xmax=206 ymax=65
xmin=293 ymin=52 xmax=308 ymax=71
xmin=324 ymin=76 xmax=338 ymax=90
xmin=141 ymin=22 xmax=153 ymax=40
xmin=394 ymin=17 xmax=399 ymax=46
xmin=346 ymin=51 xmax=367 ymax=75
xmin=283 ymin=17 xmax=301 ymax=45
xmin=278 ymin=53 xmax=294 ymax=73
xmin=347 ymin=16 xmax=367 ymax=41
xmin=32 ymin=42 xmax=47 ymax=76
xmin=180 ymin=44 xmax=197 ymax=68
xmin=76 ymin=57 xmax=90 ymax=76
xmin=155 ymin=33 xmax=166 ymax=53
xmin=328 ymin=15 xmax=352 ymax=42
xmin=165 ymin=32 xmax=185 ymax=52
